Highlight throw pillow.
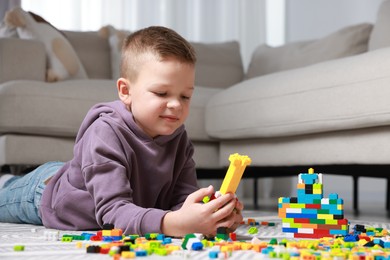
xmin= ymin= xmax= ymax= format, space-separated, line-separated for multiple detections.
xmin=0 ymin=21 xmax=17 ymax=38
xmin=246 ymin=23 xmax=373 ymax=79
xmin=5 ymin=7 xmax=88 ymax=82
xmin=98 ymin=25 xmax=131 ymax=79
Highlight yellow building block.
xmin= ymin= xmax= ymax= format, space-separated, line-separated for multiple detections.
xmin=220 ymin=153 xmax=251 ymax=194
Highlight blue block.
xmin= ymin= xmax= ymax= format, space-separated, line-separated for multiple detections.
xmin=162 ymin=237 xmax=172 ymax=244
xmin=300 ymin=174 xmax=319 ymax=184
xmin=282 ymin=228 xmax=298 ymax=233
xmin=329 ymin=193 xmax=338 ymax=199
xmin=298 ymin=197 xmax=315 ymax=204
xmin=286 ymin=213 xmax=317 ymax=219
xmin=344 ymin=234 xmax=358 ymax=242
xmin=301 ymin=208 xmax=318 ymax=214
xmin=81 ymin=233 xmax=94 ymax=240
xmin=330 ymin=229 xmax=348 ymax=235
xmin=209 ymin=251 xmax=219 ymax=258
xmin=383 ymin=241 xmax=390 ymax=248
xmin=297 ymin=189 xmax=305 ymax=197
xmin=191 ymin=242 xmax=203 ymax=251
xmin=135 ymin=250 xmax=148 ymax=256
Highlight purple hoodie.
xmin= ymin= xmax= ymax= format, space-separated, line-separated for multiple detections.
xmin=40 ymin=100 xmax=198 ymax=234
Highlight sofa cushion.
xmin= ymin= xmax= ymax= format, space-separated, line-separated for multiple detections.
xmin=0 ymin=38 xmax=46 ymax=84
xmin=0 ymin=80 xmax=217 ymax=142
xmin=98 ymin=25 xmax=131 ymax=80
xmin=246 ymin=23 xmax=372 ymax=79
xmin=5 ymin=7 xmax=88 ymax=82
xmin=186 ymin=86 xmax=222 ymax=141
xmin=218 ymin=126 xmax=390 ymax=166
xmin=368 ymin=0 xmax=390 ymax=51
xmin=64 ymin=30 xmax=112 ymax=79
xmin=192 ymin=41 xmax=244 ymax=88
xmin=0 ymin=21 xmax=17 ymax=38
xmin=206 ymin=47 xmax=390 ymax=139
xmin=0 ymin=80 xmax=117 ymax=137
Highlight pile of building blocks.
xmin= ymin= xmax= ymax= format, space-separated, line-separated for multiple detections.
xmin=50 ymin=222 xmax=390 ymax=259
xmin=278 ymin=168 xmax=349 ymax=238
xmin=10 ymin=159 xmax=390 ymax=259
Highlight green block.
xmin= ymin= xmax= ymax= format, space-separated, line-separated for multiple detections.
xmin=145 ymin=233 xmax=158 ymax=240
xmin=310 ymin=218 xmax=326 ymax=224
xmin=216 ymin=233 xmax=229 ymax=240
xmin=269 ymin=238 xmax=278 ymax=245
xmin=154 ymin=248 xmax=167 ymax=256
xmin=318 ymin=209 xmax=329 ymax=214
xmin=14 ymin=245 xmax=25 ymax=251
xmin=61 ymin=237 xmax=73 ymax=242
xmin=248 ymin=227 xmax=258 ymax=234
xmin=182 ymin=234 xmax=196 ymax=249
xmin=202 ymin=196 xmax=210 ymax=204
xmin=290 ymin=203 xmax=305 ymax=208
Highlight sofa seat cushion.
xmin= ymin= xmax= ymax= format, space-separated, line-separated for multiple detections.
xmin=0 ymin=80 xmax=218 ymax=142
xmin=218 ymin=126 xmax=390 ymax=166
xmin=206 ymin=47 xmax=390 ymax=139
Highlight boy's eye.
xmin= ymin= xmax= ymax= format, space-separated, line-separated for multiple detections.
xmin=154 ymin=92 xmax=167 ymax=97
xmin=181 ymin=95 xmax=191 ymax=100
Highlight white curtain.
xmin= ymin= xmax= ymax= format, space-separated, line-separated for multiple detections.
xmin=21 ymin=0 xmax=269 ymax=70
xmin=0 ymin=0 xmax=20 ymax=20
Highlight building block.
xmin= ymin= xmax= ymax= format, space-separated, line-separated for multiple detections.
xmin=219 ymin=153 xmax=251 ymax=195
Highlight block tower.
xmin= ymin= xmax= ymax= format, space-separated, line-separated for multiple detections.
xmin=278 ymin=168 xmax=349 ymax=238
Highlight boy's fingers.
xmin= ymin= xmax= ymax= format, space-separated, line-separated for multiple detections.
xmin=209 ymin=195 xmax=236 ymax=216
xmin=188 ymin=185 xmax=214 ymax=203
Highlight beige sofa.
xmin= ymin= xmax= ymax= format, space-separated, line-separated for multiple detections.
xmin=1 ymin=1 xmax=390 ymax=211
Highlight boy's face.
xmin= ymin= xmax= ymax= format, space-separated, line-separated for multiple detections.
xmin=117 ymin=57 xmax=195 ymax=138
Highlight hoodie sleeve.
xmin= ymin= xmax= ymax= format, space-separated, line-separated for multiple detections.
xmin=80 ymin=120 xmax=168 ymax=235
xmin=169 ymin=136 xmax=199 ymax=211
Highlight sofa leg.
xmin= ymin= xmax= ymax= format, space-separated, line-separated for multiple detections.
xmin=253 ymin=178 xmax=258 ymax=209
xmin=352 ymin=176 xmax=359 ymax=213
xmin=8 ymin=165 xmax=33 ymax=175
xmin=387 ymin=177 xmax=390 ymax=211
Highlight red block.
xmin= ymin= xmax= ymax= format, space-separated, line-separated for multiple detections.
xmin=305 ymin=204 xmax=321 ymax=209
xmin=294 ymin=218 xmax=310 ymax=223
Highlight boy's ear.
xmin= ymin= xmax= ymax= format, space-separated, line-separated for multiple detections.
xmin=117 ymin=77 xmax=131 ymax=106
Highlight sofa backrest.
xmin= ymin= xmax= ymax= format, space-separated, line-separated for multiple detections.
xmin=368 ymin=0 xmax=390 ymax=51
xmin=191 ymin=41 xmax=244 ymax=89
xmin=63 ymin=30 xmax=112 ymax=79
xmin=64 ymin=30 xmax=244 ymax=88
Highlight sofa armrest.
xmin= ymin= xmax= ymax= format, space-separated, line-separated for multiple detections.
xmin=0 ymin=38 xmax=46 ymax=84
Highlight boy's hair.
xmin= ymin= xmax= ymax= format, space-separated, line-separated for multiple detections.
xmin=121 ymin=26 xmax=196 ymax=82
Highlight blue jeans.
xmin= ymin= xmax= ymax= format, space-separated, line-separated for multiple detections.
xmin=0 ymin=161 xmax=64 ymax=225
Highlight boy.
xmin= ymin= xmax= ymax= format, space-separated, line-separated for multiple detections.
xmin=0 ymin=26 xmax=243 ymax=236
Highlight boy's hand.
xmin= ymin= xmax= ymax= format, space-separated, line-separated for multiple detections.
xmin=228 ymin=198 xmax=244 ymax=232
xmin=161 ymin=185 xmax=244 ymax=237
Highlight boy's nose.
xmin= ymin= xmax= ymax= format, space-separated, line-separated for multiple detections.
xmin=167 ymin=99 xmax=181 ymax=109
